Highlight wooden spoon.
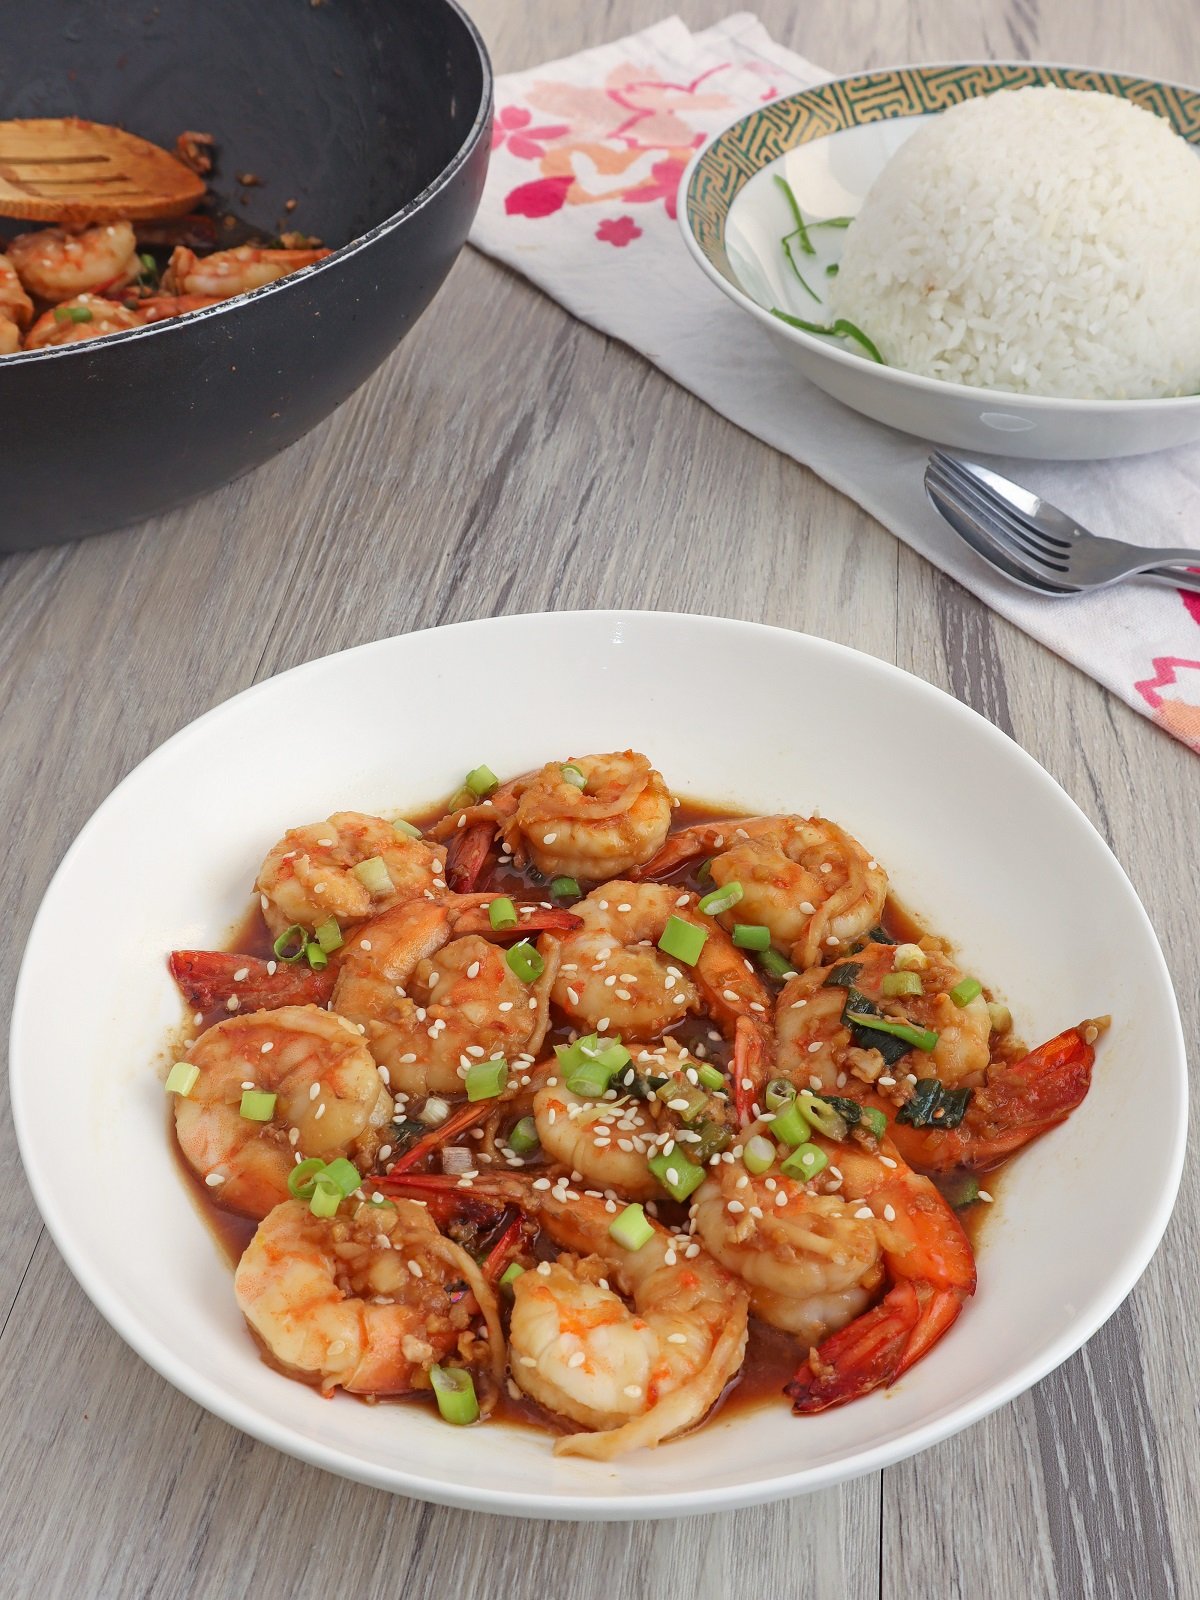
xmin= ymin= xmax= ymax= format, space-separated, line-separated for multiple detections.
xmin=0 ymin=118 xmax=207 ymax=226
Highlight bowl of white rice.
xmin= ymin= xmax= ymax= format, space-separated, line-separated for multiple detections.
xmin=679 ymin=65 xmax=1200 ymax=459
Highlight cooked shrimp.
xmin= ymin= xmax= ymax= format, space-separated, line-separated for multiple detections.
xmin=692 ymin=1128 xmax=974 ymax=1407
xmin=783 ymin=1134 xmax=976 ymax=1411
xmin=776 ymin=941 xmax=992 ymax=1093
xmin=169 ymin=949 xmax=334 ymax=1014
xmin=881 ymin=1021 xmax=1105 ymax=1173
xmin=0 ymin=256 xmax=33 ymax=330
xmin=331 ymin=897 xmax=579 ymax=1097
xmin=432 ymin=752 xmax=672 ymax=890
xmin=640 ymin=815 xmax=888 ymax=970
xmin=255 ymin=810 xmax=447 ymax=938
xmin=7 ymin=221 xmax=139 ymax=302
xmin=174 ymin=1004 xmax=391 ymax=1218
xmin=533 ymin=1037 xmax=723 ymax=1199
xmin=387 ymin=1172 xmax=749 ymax=1458
xmin=234 ymin=1196 xmax=504 ymax=1396
xmin=23 ymin=294 xmax=142 ymax=350
xmin=162 ymin=243 xmax=331 ymax=299
xmin=135 ymin=293 xmax=223 ymax=324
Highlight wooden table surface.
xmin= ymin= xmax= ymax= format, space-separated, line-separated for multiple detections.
xmin=3 ymin=3 xmax=1197 ymax=1596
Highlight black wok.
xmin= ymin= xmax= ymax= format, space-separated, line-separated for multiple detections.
xmin=0 ymin=0 xmax=492 ymax=550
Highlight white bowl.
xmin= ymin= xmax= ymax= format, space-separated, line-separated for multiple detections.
xmin=678 ymin=63 xmax=1200 ymax=460
xmin=11 ymin=611 xmax=1185 ymax=1518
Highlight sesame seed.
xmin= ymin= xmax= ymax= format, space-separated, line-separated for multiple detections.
xmin=617 ymin=902 xmax=632 ymax=913
xmin=880 ymin=1155 xmax=897 ymax=1168
xmin=774 ymin=1191 xmax=787 ymax=1206
xmin=854 ymin=1206 xmax=872 ymax=1219
xmin=204 ymin=1173 xmax=226 ymax=1187
xmin=533 ymin=1177 xmax=551 ymax=1190
xmin=378 ymin=1066 xmax=391 ymax=1086
xmin=723 ymin=988 xmax=739 ymax=1002
xmin=467 ymin=961 xmax=480 ymax=979
xmin=288 ymin=1126 xmax=300 ymax=1146
xmin=407 ymin=1260 xmax=423 ymax=1278
xmin=597 ymin=1016 xmax=609 ymax=1031
xmin=664 ymin=1249 xmax=677 ymax=1265
xmin=232 ymin=966 xmax=249 ymax=983
xmin=623 ymin=1384 xmax=642 ymax=1398
xmin=544 ymin=833 xmax=558 ymax=845
xmin=807 ymin=1042 xmax=822 ymax=1055
xmin=979 ymin=1190 xmax=994 ymax=1203
xmin=666 ymin=1332 xmax=687 ymax=1345
xmin=727 ymin=1200 xmax=744 ymax=1214
xmin=883 ymin=1204 xmax=896 ymax=1221
xmin=225 ymin=996 xmax=239 ymax=1012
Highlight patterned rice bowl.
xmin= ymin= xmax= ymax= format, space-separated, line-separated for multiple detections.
xmin=678 ymin=63 xmax=1200 ymax=460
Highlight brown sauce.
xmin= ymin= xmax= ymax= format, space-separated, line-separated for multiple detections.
xmin=172 ymin=790 xmax=1009 ymax=1432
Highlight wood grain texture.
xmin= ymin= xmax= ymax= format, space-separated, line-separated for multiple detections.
xmin=2 ymin=3 xmax=1197 ymax=1597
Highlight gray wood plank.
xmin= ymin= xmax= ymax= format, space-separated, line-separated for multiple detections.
xmin=1 ymin=2 xmax=1197 ymax=1597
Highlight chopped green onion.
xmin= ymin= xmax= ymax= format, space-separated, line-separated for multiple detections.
xmin=893 ymin=944 xmax=928 ymax=972
xmin=393 ymin=818 xmax=423 ymax=839
xmin=507 ymin=1116 xmax=540 ymax=1156
xmin=313 ymin=917 xmax=343 ymax=954
xmin=845 ymin=1012 xmax=939 ymax=1052
xmin=862 ymin=1107 xmax=888 ymax=1140
xmin=796 ymin=1092 xmax=848 ymax=1142
xmin=781 ymin=1142 xmax=829 ymax=1182
xmin=165 ymin=1061 xmax=199 ymax=1096
xmin=608 ymin=1203 xmax=654 ymax=1252
xmin=825 ymin=263 xmax=839 ymax=277
xmin=770 ymin=1097 xmax=812 ymax=1147
xmin=654 ymin=1079 xmax=709 ymax=1123
xmin=732 ymin=923 xmax=771 ymax=951
xmin=430 ymin=1364 xmax=479 ymax=1425
xmin=742 ymin=1134 xmax=776 ymax=1174
xmin=563 ymin=1064 xmax=613 ymax=1099
xmin=273 ymin=924 xmax=307 ymax=963
xmin=550 ymin=876 xmax=580 ymax=900
xmin=54 ymin=304 xmax=93 ymax=324
xmin=138 ymin=250 xmax=158 ymax=275
xmin=696 ymin=858 xmax=713 ymax=884
xmin=505 ymin=940 xmax=544 ymax=984
xmin=896 ymin=1078 xmax=973 ymax=1130
xmin=657 ymin=915 xmax=707 ymax=966
xmin=465 ymin=1058 xmax=508 ymax=1101
xmin=769 ymin=307 xmax=885 ymax=364
xmin=774 ymin=173 xmax=814 ymax=255
xmin=320 ymin=1157 xmax=362 ymax=1197
xmin=594 ymin=1041 xmax=631 ymax=1073
xmin=781 ymin=237 xmax=822 ymax=303
xmin=488 ymin=896 xmax=518 ymax=930
xmin=555 ymin=1033 xmax=598 ymax=1074
xmin=305 ymin=941 xmax=328 ymax=970
xmin=882 ymin=971 xmax=923 ymax=997
xmin=309 ymin=1180 xmax=341 ymax=1218
xmin=287 ymin=1157 xmax=327 ymax=1200
xmin=698 ymin=881 xmax=743 ymax=917
xmin=499 ymin=1262 xmax=525 ymax=1288
xmin=696 ymin=1063 xmax=726 ymax=1091
xmin=648 ymin=1149 xmax=705 ymax=1201
xmin=561 ymin=764 xmax=586 ymax=788
xmin=690 ymin=1118 xmax=732 ymax=1162
xmin=759 ymin=947 xmax=797 ymax=980
xmin=949 ymin=977 xmax=983 ymax=1008
xmin=942 ymin=1173 xmax=981 ymax=1210
xmin=765 ymin=1078 xmax=796 ymax=1111
xmin=352 ymin=856 xmax=394 ymax=897
xmin=465 ymin=764 xmax=498 ymax=798
xmin=239 ymin=1089 xmax=277 ymax=1121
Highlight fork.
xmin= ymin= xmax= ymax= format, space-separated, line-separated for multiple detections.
xmin=924 ymin=451 xmax=1200 ymax=597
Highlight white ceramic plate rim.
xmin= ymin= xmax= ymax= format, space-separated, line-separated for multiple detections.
xmin=678 ymin=59 xmax=1200 ymax=416
xmin=10 ymin=611 xmax=1187 ymax=1519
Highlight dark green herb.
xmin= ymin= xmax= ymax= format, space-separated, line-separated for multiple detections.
xmin=770 ymin=307 xmax=885 ymax=364
xmin=773 ymin=173 xmax=814 ymax=255
xmin=823 ymin=961 xmax=863 ymax=990
xmin=896 ymin=1078 xmax=973 ymax=1130
xmin=940 ymin=1172 xmax=981 ymax=1210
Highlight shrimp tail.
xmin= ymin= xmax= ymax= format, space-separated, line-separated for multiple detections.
xmin=449 ymin=906 xmax=583 ymax=938
xmin=890 ymin=1023 xmax=1100 ymax=1173
xmin=168 ymin=950 xmax=334 ymax=1012
xmin=785 ymin=1280 xmax=966 ymax=1413
xmin=385 ymin=1100 xmax=496 ymax=1174
xmin=632 ymin=827 xmax=715 ymax=880
xmin=445 ymin=821 xmax=496 ymax=892
xmin=732 ymin=1015 xmax=769 ymax=1126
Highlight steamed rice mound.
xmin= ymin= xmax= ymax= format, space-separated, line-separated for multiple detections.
xmin=829 ymin=87 xmax=1200 ymax=399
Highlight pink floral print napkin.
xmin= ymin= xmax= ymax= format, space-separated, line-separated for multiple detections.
xmin=470 ymin=13 xmax=1200 ymax=753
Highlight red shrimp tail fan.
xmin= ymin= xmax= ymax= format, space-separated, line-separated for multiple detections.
xmin=786 ymin=1281 xmax=967 ymax=1414
xmin=169 ymin=950 xmax=334 ymax=1012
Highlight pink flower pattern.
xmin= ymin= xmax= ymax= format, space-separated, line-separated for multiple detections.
xmin=595 ymin=216 xmax=642 ymax=247
xmin=492 ymin=105 xmax=571 ymax=161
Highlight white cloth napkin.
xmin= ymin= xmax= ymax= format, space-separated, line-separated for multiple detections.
xmin=469 ymin=12 xmax=1200 ymax=754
